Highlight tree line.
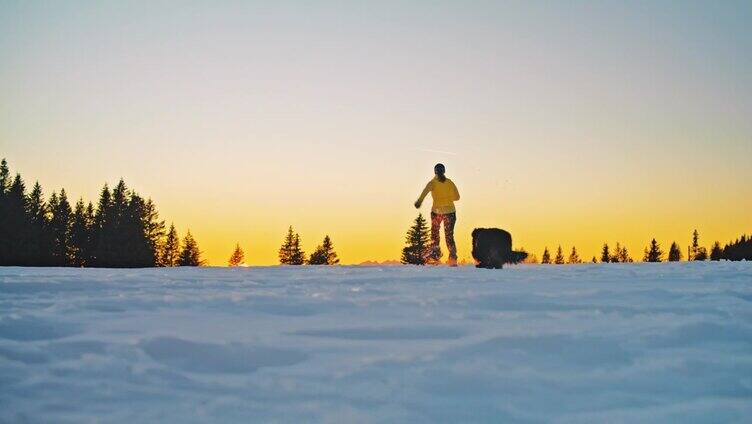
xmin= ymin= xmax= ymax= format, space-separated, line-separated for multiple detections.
xmin=4 ymin=160 xmax=749 ymax=268
xmin=0 ymin=159 xmax=203 ymax=267
xmin=227 ymin=227 xmax=340 ymax=266
xmin=398 ymin=214 xmax=751 ymax=266
xmin=273 ymin=226 xmax=339 ymax=265
xmin=533 ymin=229 xmax=751 ymax=264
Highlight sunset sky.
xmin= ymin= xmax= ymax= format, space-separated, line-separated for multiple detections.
xmin=2 ymin=1 xmax=750 ymax=265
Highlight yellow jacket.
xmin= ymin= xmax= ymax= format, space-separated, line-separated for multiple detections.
xmin=418 ymin=177 xmax=460 ymax=214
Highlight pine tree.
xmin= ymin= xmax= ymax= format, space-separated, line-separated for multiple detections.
xmin=0 ymin=159 xmax=8 ymax=264
xmin=600 ymin=243 xmax=610 ymax=263
xmin=109 ymin=180 xmax=132 ymax=267
xmin=121 ymin=193 xmax=153 ymax=267
xmin=178 ymin=230 xmax=203 ymax=266
xmin=92 ymin=184 xmax=114 ymax=266
xmin=618 ymin=244 xmax=633 ymax=263
xmin=308 ymin=235 xmax=339 ymax=265
xmin=401 ymin=214 xmax=430 ymax=265
xmin=591 ymin=256 xmax=597 ymax=263
xmin=228 ymin=243 xmax=245 ymax=266
xmin=70 ymin=199 xmax=92 ymax=267
xmin=26 ymin=181 xmax=51 ymax=265
xmin=610 ymin=242 xmax=621 ymax=263
xmin=279 ymin=226 xmax=306 ymax=265
xmin=567 ymin=246 xmax=581 ymax=264
xmin=290 ymin=233 xmax=306 ymax=265
xmin=694 ymin=247 xmax=708 ymax=261
xmin=49 ymin=189 xmax=73 ymax=266
xmin=554 ymin=246 xmax=565 ymax=264
xmin=84 ymin=202 xmax=96 ymax=265
xmin=667 ymin=241 xmax=682 ymax=262
xmin=160 ymin=223 xmax=180 ymax=266
xmin=0 ymin=158 xmax=9 ymax=195
xmin=643 ymin=238 xmax=663 ymax=262
xmin=142 ymin=198 xmax=165 ymax=266
xmin=1 ymin=174 xmax=29 ymax=265
xmin=691 ymin=229 xmax=700 ymax=261
xmin=710 ymin=241 xmax=722 ymax=261
xmin=279 ymin=226 xmax=296 ymax=264
xmin=541 ymin=247 xmax=551 ymax=264
xmin=610 ymin=242 xmax=633 ymax=263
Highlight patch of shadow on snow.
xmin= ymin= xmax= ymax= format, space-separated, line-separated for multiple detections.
xmin=293 ymin=326 xmax=465 ymax=340
xmin=643 ymin=322 xmax=752 ymax=348
xmin=471 ymin=294 xmax=728 ymax=318
xmin=0 ymin=280 xmax=108 ymax=294
xmin=0 ymin=316 xmax=80 ymax=341
xmin=82 ymin=301 xmax=126 ymax=313
xmin=442 ymin=334 xmax=633 ymax=369
xmin=471 ymin=294 xmax=582 ymax=312
xmin=141 ymin=336 xmax=308 ymax=374
xmin=47 ymin=340 xmax=108 ymax=359
xmin=0 ymin=345 xmax=49 ymax=364
xmin=250 ymin=300 xmax=320 ymax=317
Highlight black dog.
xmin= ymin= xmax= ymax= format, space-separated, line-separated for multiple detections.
xmin=471 ymin=228 xmax=528 ymax=269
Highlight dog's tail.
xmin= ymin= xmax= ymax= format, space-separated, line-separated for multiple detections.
xmin=508 ymin=250 xmax=528 ymax=264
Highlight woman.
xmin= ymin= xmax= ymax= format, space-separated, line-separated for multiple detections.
xmin=414 ymin=163 xmax=460 ymax=266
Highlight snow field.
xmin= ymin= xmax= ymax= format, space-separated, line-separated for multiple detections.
xmin=1 ymin=263 xmax=751 ymax=423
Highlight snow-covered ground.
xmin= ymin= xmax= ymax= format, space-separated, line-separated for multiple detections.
xmin=1 ymin=263 xmax=751 ymax=423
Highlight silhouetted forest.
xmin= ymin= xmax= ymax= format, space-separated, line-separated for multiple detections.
xmin=3 ymin=158 xmax=750 ymax=268
xmin=531 ymin=229 xmax=751 ymax=264
xmin=0 ymin=159 xmax=202 ymax=267
xmin=719 ymin=235 xmax=752 ymax=261
xmin=278 ymin=226 xmax=339 ymax=265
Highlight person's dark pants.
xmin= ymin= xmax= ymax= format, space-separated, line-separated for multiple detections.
xmin=430 ymin=212 xmax=457 ymax=261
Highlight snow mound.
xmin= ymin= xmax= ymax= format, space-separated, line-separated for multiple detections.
xmin=1 ymin=263 xmax=751 ymax=423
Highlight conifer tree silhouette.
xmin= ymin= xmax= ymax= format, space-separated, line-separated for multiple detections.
xmin=142 ymin=199 xmax=165 ymax=265
xmin=567 ymin=246 xmax=581 ymax=264
xmin=278 ymin=226 xmax=297 ymax=265
xmin=600 ymin=243 xmax=611 ymax=263
xmin=161 ymin=223 xmax=181 ymax=266
xmin=667 ymin=241 xmax=682 ymax=262
xmin=228 ymin=243 xmax=245 ymax=266
xmin=70 ymin=199 xmax=91 ymax=267
xmin=309 ymin=235 xmax=339 ymax=265
xmin=541 ymin=247 xmax=551 ymax=264
xmin=26 ymin=181 xmax=51 ymax=265
xmin=618 ymin=243 xmax=633 ymax=263
xmin=401 ymin=214 xmax=430 ymax=265
xmin=92 ymin=184 xmax=114 ymax=266
xmin=178 ymin=230 xmax=203 ymax=266
xmin=610 ymin=242 xmax=633 ymax=263
xmin=49 ymin=189 xmax=73 ymax=266
xmin=122 ymin=193 xmax=154 ymax=267
xmin=1 ymin=174 xmax=28 ymax=265
xmin=290 ymin=233 xmax=306 ymax=265
xmin=554 ymin=246 xmax=565 ymax=264
xmin=643 ymin=238 xmax=663 ymax=262
xmin=709 ymin=241 xmax=722 ymax=261
xmin=279 ymin=226 xmax=306 ymax=265
xmin=691 ymin=229 xmax=700 ymax=261
xmin=0 ymin=159 xmax=8 ymax=194
xmin=0 ymin=159 xmax=9 ymax=264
